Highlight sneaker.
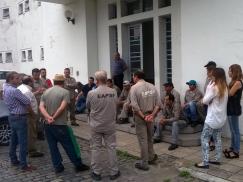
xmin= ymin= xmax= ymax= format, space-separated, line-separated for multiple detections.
xmin=76 ymin=164 xmax=90 ymax=172
xmin=148 ymin=154 xmax=158 ymax=165
xmin=168 ymin=144 xmax=178 ymax=151
xmin=29 ymin=151 xmax=44 ymax=158
xmin=110 ymin=171 xmax=121 ymax=180
xmin=134 ymin=162 xmax=149 ymax=171
xmin=91 ymin=172 xmax=102 ymax=181
xmin=22 ymin=165 xmax=37 ymax=172
xmin=71 ymin=122 xmax=80 ymax=126
xmin=55 ymin=166 xmax=64 ymax=173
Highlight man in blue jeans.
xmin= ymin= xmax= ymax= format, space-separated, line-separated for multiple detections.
xmin=3 ymin=71 xmax=36 ymax=171
xmin=39 ymin=74 xmax=89 ymax=173
xmin=182 ymin=80 xmax=203 ymax=127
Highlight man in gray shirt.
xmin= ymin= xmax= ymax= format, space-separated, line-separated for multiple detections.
xmin=130 ymin=70 xmax=160 ymax=171
xmin=39 ymin=74 xmax=89 ymax=174
xmin=86 ymin=70 xmax=120 ymax=181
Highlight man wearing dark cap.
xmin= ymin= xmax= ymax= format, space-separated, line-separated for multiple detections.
xmin=183 ymin=80 xmax=203 ymax=126
xmin=153 ymin=82 xmax=181 ymax=143
xmin=204 ymin=61 xmax=216 ymax=93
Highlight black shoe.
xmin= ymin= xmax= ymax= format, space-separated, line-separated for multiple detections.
xmin=29 ymin=152 xmax=44 ymax=158
xmin=76 ymin=164 xmax=90 ymax=172
xmin=148 ymin=154 xmax=158 ymax=165
xmin=134 ymin=162 xmax=149 ymax=171
xmin=11 ymin=160 xmax=20 ymax=166
xmin=55 ymin=166 xmax=64 ymax=174
xmin=153 ymin=138 xmax=162 ymax=144
xmin=91 ymin=172 xmax=102 ymax=181
xmin=130 ymin=124 xmax=135 ymax=128
xmin=168 ymin=144 xmax=178 ymax=151
xmin=117 ymin=118 xmax=129 ymax=124
xmin=209 ymin=161 xmax=221 ymax=165
xmin=71 ymin=122 xmax=79 ymax=126
xmin=110 ymin=171 xmax=121 ymax=180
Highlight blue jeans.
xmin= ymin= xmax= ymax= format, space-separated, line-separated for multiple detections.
xmin=201 ymin=123 xmax=222 ymax=165
xmin=44 ymin=124 xmax=83 ymax=170
xmin=184 ymin=101 xmax=198 ymax=122
xmin=9 ymin=115 xmax=28 ymax=168
xmin=76 ymin=96 xmax=86 ymax=113
xmin=228 ymin=116 xmax=240 ymax=153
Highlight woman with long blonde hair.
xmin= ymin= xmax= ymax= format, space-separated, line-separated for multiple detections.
xmin=195 ymin=68 xmax=228 ymax=168
xmin=223 ymin=64 xmax=243 ymax=159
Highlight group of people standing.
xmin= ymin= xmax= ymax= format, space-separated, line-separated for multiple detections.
xmin=1 ymin=52 xmax=242 ymax=180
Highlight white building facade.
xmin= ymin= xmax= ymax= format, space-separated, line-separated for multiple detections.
xmin=1 ymin=0 xmax=243 ymax=138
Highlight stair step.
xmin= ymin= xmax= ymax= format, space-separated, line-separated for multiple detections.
xmin=164 ymin=124 xmax=203 ymax=134
xmin=161 ymin=130 xmax=201 ymax=147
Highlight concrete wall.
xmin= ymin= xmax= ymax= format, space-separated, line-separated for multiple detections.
xmin=179 ymin=0 xmax=243 ymax=137
xmin=0 ymin=0 xmax=94 ymax=84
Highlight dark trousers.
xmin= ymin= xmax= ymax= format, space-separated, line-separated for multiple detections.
xmin=44 ymin=124 xmax=83 ymax=170
xmin=113 ymin=73 xmax=124 ymax=90
xmin=9 ymin=115 xmax=28 ymax=168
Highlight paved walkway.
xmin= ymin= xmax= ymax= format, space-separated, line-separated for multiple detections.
xmin=74 ymin=115 xmax=243 ymax=182
xmin=0 ymin=131 xmax=200 ymax=182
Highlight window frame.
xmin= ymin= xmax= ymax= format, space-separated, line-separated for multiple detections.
xmin=27 ymin=49 xmax=33 ymax=61
xmin=5 ymin=52 xmax=13 ymax=63
xmin=2 ymin=8 xmax=10 ymax=19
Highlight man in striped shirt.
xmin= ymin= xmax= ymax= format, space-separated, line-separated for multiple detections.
xmin=3 ymin=71 xmax=36 ymax=171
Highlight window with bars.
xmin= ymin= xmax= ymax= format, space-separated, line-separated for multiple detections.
xmin=159 ymin=0 xmax=171 ymax=8
xmin=18 ymin=3 xmax=24 ymax=15
xmin=108 ymin=3 xmax=117 ymax=19
xmin=121 ymin=0 xmax=153 ymax=17
xmin=21 ymin=50 xmax=26 ymax=62
xmin=28 ymin=50 xmax=32 ymax=61
xmin=5 ymin=52 xmax=13 ymax=63
xmin=0 ymin=53 xmax=3 ymax=63
xmin=25 ymin=0 xmax=30 ymax=12
xmin=3 ymin=8 xmax=10 ymax=19
xmin=40 ymin=47 xmax=44 ymax=60
xmin=165 ymin=17 xmax=172 ymax=82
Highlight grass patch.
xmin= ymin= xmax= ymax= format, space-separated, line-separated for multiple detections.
xmin=179 ymin=170 xmax=191 ymax=178
xmin=163 ymin=178 xmax=171 ymax=182
xmin=117 ymin=150 xmax=139 ymax=160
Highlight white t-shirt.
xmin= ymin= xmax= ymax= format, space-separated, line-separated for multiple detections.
xmin=18 ymin=84 xmax=38 ymax=114
xmin=203 ymin=82 xmax=228 ymax=129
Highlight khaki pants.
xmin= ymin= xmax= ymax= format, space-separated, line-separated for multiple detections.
xmin=27 ymin=113 xmax=37 ymax=152
xmin=134 ymin=115 xmax=155 ymax=167
xmin=90 ymin=129 xmax=119 ymax=175
xmin=68 ymin=98 xmax=76 ymax=123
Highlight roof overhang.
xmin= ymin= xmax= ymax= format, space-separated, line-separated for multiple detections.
xmin=39 ymin=0 xmax=78 ymax=5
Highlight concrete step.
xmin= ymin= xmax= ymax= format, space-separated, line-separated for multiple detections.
xmin=164 ymin=124 xmax=203 ymax=134
xmin=161 ymin=130 xmax=201 ymax=147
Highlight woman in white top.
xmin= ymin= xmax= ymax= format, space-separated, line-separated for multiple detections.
xmin=195 ymin=68 xmax=228 ymax=168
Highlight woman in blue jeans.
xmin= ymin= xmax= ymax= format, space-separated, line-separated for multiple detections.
xmin=195 ymin=68 xmax=228 ymax=168
xmin=224 ymin=64 xmax=243 ymax=159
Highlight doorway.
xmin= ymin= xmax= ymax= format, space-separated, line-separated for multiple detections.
xmin=128 ymin=20 xmax=154 ymax=83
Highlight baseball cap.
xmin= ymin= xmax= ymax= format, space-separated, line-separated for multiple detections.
xmin=204 ymin=61 xmax=216 ymax=68
xmin=123 ymin=80 xmax=130 ymax=86
xmin=163 ymin=82 xmax=174 ymax=87
xmin=186 ymin=80 xmax=197 ymax=85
